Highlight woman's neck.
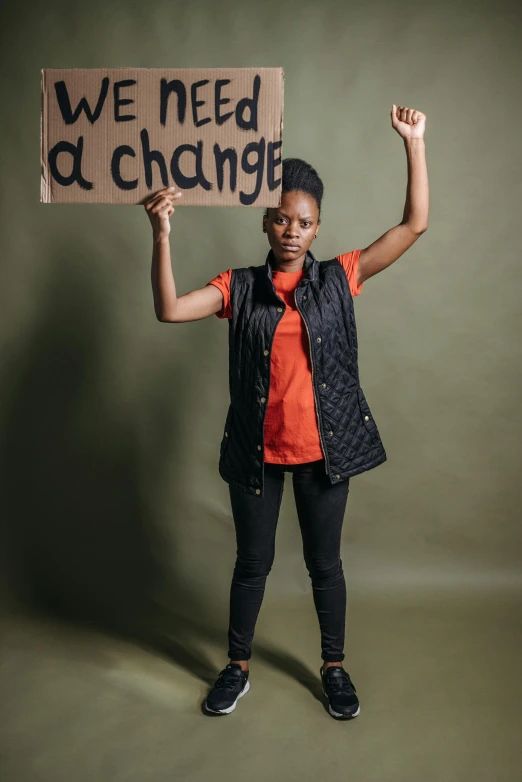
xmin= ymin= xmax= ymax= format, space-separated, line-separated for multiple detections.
xmin=271 ymin=251 xmax=307 ymax=272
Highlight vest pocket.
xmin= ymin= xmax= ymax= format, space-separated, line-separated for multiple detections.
xmin=356 ymin=387 xmax=379 ymax=445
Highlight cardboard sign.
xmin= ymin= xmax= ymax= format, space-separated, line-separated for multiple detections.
xmin=40 ymin=67 xmax=284 ymax=207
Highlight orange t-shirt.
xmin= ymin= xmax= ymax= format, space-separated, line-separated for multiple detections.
xmin=207 ymin=251 xmax=364 ymax=464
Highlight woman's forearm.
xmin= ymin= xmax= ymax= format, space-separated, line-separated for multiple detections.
xmin=401 ymin=138 xmax=429 ymax=233
xmin=151 ymin=234 xmax=178 ymax=321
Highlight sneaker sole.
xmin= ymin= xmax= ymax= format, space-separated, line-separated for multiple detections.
xmin=205 ymin=678 xmax=250 ymax=714
xmin=322 ymin=686 xmax=360 ymax=718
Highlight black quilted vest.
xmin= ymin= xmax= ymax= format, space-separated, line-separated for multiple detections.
xmin=218 ymin=249 xmax=387 ymax=497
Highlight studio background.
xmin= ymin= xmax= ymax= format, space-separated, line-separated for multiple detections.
xmin=1 ymin=1 xmax=520 ymax=781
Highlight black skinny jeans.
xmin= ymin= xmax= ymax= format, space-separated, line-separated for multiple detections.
xmin=227 ymin=458 xmax=350 ymax=663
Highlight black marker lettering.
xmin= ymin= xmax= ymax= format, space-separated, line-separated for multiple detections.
xmin=267 ymin=140 xmax=282 ymax=190
xmin=236 ymin=74 xmax=260 ymax=131
xmin=239 ymin=138 xmax=265 ymax=205
xmin=215 ymin=79 xmax=233 ymax=125
xmin=191 ymin=79 xmax=211 ymax=128
xmin=170 ymin=141 xmax=212 ymax=190
xmin=47 ymin=137 xmax=93 ymax=189
xmin=111 ymin=145 xmax=138 ymax=189
xmin=160 ymin=79 xmax=187 ymax=125
xmin=140 ymin=129 xmax=168 ymax=189
xmin=213 ymin=144 xmax=237 ymax=192
xmin=54 ymin=77 xmax=109 ymax=124
xmin=114 ymin=79 xmax=136 ymax=122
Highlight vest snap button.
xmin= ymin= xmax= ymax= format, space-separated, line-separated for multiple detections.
xmin=335 ymin=474 xmax=340 ymax=479
xmin=255 ymin=489 xmax=261 ymax=495
xmin=261 ymin=397 xmax=266 ymax=403
xmin=328 ymin=430 xmax=333 ymax=436
xmin=364 ymin=415 xmax=370 ymax=421
xmin=317 ymin=337 xmax=321 ymax=343
xmin=321 ymin=383 xmax=326 ymax=388
xmin=277 ymin=307 xmax=283 ymax=312
xmin=303 ymin=295 xmax=307 ymax=300
xmin=263 ymin=349 xmax=269 ymax=356
xmin=257 ymin=445 xmax=262 ymax=450
xmin=225 ymin=432 xmax=228 ymax=437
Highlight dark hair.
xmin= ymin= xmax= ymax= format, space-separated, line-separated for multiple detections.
xmin=265 ymin=157 xmax=324 ymax=218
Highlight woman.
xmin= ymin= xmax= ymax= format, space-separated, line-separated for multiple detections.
xmin=145 ymin=104 xmax=428 ymax=719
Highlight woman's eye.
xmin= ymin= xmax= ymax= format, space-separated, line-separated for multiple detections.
xmin=303 ymin=222 xmax=311 ymax=227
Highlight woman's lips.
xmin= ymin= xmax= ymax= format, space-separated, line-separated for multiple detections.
xmin=281 ymin=243 xmax=300 ymax=251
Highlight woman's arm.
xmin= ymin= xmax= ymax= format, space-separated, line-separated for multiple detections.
xmin=146 ymin=187 xmax=224 ymax=322
xmin=151 ymin=235 xmax=224 ymax=322
xmin=358 ymin=105 xmax=429 ymax=286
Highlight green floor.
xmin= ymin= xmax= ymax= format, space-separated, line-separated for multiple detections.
xmin=1 ymin=590 xmax=520 ymax=782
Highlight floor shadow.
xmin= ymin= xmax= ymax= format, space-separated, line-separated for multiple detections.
xmin=0 ymin=235 xmax=229 ymax=686
xmin=256 ymin=643 xmax=325 ymax=705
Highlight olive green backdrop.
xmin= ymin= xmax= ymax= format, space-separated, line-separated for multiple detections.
xmin=1 ymin=0 xmax=521 ymax=780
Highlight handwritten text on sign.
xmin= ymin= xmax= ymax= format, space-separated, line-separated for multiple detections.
xmin=40 ymin=68 xmax=284 ymax=206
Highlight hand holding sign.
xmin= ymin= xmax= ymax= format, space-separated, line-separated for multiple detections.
xmin=144 ymin=186 xmax=183 ymax=239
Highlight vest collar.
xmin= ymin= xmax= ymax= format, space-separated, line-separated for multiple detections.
xmin=264 ymin=248 xmax=318 ymax=282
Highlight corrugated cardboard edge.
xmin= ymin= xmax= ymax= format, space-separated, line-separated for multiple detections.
xmin=279 ymin=67 xmax=284 ymax=206
xmin=40 ymin=69 xmax=52 ymax=203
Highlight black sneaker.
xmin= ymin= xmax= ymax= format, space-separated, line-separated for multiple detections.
xmin=204 ymin=663 xmax=250 ymax=714
xmin=320 ymin=665 xmax=360 ymax=719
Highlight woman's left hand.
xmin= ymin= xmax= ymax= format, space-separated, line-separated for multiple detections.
xmin=391 ymin=104 xmax=426 ymax=140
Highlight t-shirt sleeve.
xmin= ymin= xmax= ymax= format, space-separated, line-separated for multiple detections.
xmin=206 ymin=269 xmax=233 ymax=319
xmin=336 ymin=249 xmax=363 ymax=297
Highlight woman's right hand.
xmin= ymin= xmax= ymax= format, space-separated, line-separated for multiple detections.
xmin=144 ymin=186 xmax=183 ymax=239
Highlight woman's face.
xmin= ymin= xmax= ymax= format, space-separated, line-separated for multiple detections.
xmin=263 ymin=190 xmax=320 ymax=264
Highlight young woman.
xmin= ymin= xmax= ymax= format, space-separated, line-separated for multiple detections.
xmin=145 ymin=105 xmax=428 ymax=719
